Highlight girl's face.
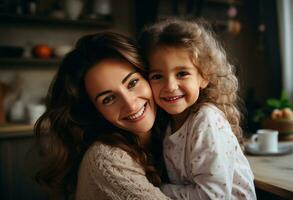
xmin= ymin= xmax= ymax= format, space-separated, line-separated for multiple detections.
xmin=85 ymin=58 xmax=156 ymax=139
xmin=148 ymin=46 xmax=208 ymax=119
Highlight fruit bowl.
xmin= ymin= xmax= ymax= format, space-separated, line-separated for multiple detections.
xmin=261 ymin=108 xmax=293 ymax=140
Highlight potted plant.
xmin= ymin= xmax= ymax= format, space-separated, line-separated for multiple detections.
xmin=253 ymin=91 xmax=293 ymax=139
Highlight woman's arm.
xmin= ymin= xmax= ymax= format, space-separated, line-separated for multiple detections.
xmin=76 ymin=142 xmax=172 ymax=200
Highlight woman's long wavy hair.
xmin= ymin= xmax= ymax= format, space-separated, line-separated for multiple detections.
xmin=138 ymin=18 xmax=243 ymax=146
xmin=35 ymin=32 xmax=162 ymax=198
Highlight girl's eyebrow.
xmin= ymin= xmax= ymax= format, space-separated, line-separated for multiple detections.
xmin=149 ymin=69 xmax=161 ymax=73
xmin=148 ymin=65 xmax=165 ymax=73
xmin=95 ymin=71 xmax=137 ymax=101
xmin=174 ymin=66 xmax=193 ymax=70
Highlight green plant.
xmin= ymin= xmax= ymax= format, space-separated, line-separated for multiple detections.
xmin=253 ymin=91 xmax=293 ymax=122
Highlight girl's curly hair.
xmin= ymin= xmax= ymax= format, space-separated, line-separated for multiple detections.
xmin=138 ymin=18 xmax=243 ymax=146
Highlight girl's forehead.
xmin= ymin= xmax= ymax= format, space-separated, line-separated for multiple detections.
xmin=148 ymin=47 xmax=197 ymax=72
xmin=150 ymin=46 xmax=191 ymax=61
xmin=150 ymin=45 xmax=191 ymax=57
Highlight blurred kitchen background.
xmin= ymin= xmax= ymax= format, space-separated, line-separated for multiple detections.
xmin=0 ymin=0 xmax=292 ymax=199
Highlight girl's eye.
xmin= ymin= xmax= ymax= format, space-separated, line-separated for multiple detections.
xmin=128 ymin=79 xmax=139 ymax=89
xmin=149 ymin=74 xmax=162 ymax=80
xmin=177 ymin=71 xmax=189 ymax=78
xmin=102 ymin=95 xmax=115 ymax=105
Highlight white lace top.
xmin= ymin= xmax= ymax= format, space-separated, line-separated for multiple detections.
xmin=75 ymin=142 xmax=171 ymax=200
xmin=161 ymin=103 xmax=256 ymax=200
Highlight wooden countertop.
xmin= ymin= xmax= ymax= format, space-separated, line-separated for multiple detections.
xmin=246 ymin=141 xmax=293 ymax=199
xmin=0 ymin=124 xmax=34 ymax=138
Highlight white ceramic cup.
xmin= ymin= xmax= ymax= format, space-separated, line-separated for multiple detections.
xmin=251 ymin=129 xmax=279 ymax=153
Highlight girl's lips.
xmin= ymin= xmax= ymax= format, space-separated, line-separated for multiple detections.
xmin=161 ymin=95 xmax=184 ymax=103
xmin=123 ymin=103 xmax=147 ymax=122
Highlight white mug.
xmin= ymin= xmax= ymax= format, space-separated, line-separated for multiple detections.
xmin=251 ymin=129 xmax=279 ymax=153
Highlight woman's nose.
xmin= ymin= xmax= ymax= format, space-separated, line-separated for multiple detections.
xmin=121 ymin=92 xmax=138 ymax=111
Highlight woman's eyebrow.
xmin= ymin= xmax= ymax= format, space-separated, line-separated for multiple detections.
xmin=95 ymin=90 xmax=111 ymax=101
xmin=122 ymin=71 xmax=137 ymax=84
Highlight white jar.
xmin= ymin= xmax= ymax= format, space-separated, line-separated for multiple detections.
xmin=27 ymin=104 xmax=46 ymax=125
xmin=94 ymin=0 xmax=111 ymax=15
xmin=9 ymin=100 xmax=25 ymax=122
xmin=65 ymin=0 xmax=83 ymax=20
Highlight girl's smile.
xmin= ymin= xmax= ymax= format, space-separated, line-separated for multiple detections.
xmin=161 ymin=95 xmax=185 ymax=104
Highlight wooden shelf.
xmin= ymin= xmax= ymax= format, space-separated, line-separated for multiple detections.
xmin=0 ymin=14 xmax=112 ymax=29
xmin=0 ymin=124 xmax=34 ymax=139
xmin=206 ymin=0 xmax=242 ymax=6
xmin=0 ymin=57 xmax=60 ymax=68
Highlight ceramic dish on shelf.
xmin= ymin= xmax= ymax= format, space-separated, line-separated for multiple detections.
xmin=245 ymin=143 xmax=292 ymax=156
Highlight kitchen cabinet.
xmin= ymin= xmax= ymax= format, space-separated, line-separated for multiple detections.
xmin=0 ymin=129 xmax=48 ymax=200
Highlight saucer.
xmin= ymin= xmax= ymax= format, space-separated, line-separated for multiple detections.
xmin=245 ymin=143 xmax=292 ymax=156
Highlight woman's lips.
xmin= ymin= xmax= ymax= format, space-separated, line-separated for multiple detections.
xmin=124 ymin=102 xmax=147 ymax=122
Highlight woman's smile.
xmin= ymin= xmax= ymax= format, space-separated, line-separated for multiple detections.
xmin=123 ymin=102 xmax=147 ymax=122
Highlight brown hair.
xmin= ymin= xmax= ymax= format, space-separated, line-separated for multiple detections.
xmin=138 ymin=18 xmax=243 ymax=145
xmin=35 ymin=32 xmax=161 ymax=198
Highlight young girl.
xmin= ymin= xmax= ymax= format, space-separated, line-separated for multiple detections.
xmin=139 ymin=19 xmax=257 ymax=199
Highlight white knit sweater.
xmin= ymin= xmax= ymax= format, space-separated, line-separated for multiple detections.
xmin=75 ymin=142 xmax=171 ymax=200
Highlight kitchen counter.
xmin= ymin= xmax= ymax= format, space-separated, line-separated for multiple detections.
xmin=246 ymin=141 xmax=293 ymax=199
xmin=0 ymin=124 xmax=34 ymax=138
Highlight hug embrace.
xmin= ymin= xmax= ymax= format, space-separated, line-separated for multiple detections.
xmin=35 ymin=18 xmax=256 ymax=200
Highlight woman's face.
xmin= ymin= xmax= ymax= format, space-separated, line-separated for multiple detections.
xmin=85 ymin=58 xmax=156 ymax=139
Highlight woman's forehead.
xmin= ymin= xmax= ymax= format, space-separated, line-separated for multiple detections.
xmin=89 ymin=59 xmax=135 ymax=78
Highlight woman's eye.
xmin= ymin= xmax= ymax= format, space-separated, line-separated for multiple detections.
xmin=128 ymin=79 xmax=139 ymax=89
xmin=149 ymin=74 xmax=162 ymax=80
xmin=177 ymin=71 xmax=189 ymax=78
xmin=102 ymin=95 xmax=115 ymax=104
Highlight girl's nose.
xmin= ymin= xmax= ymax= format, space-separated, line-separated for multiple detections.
xmin=163 ymin=78 xmax=178 ymax=92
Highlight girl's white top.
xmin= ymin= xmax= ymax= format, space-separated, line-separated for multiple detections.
xmin=162 ymin=103 xmax=256 ymax=200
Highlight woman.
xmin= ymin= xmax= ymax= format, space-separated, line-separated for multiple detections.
xmin=35 ymin=32 xmax=171 ymax=200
